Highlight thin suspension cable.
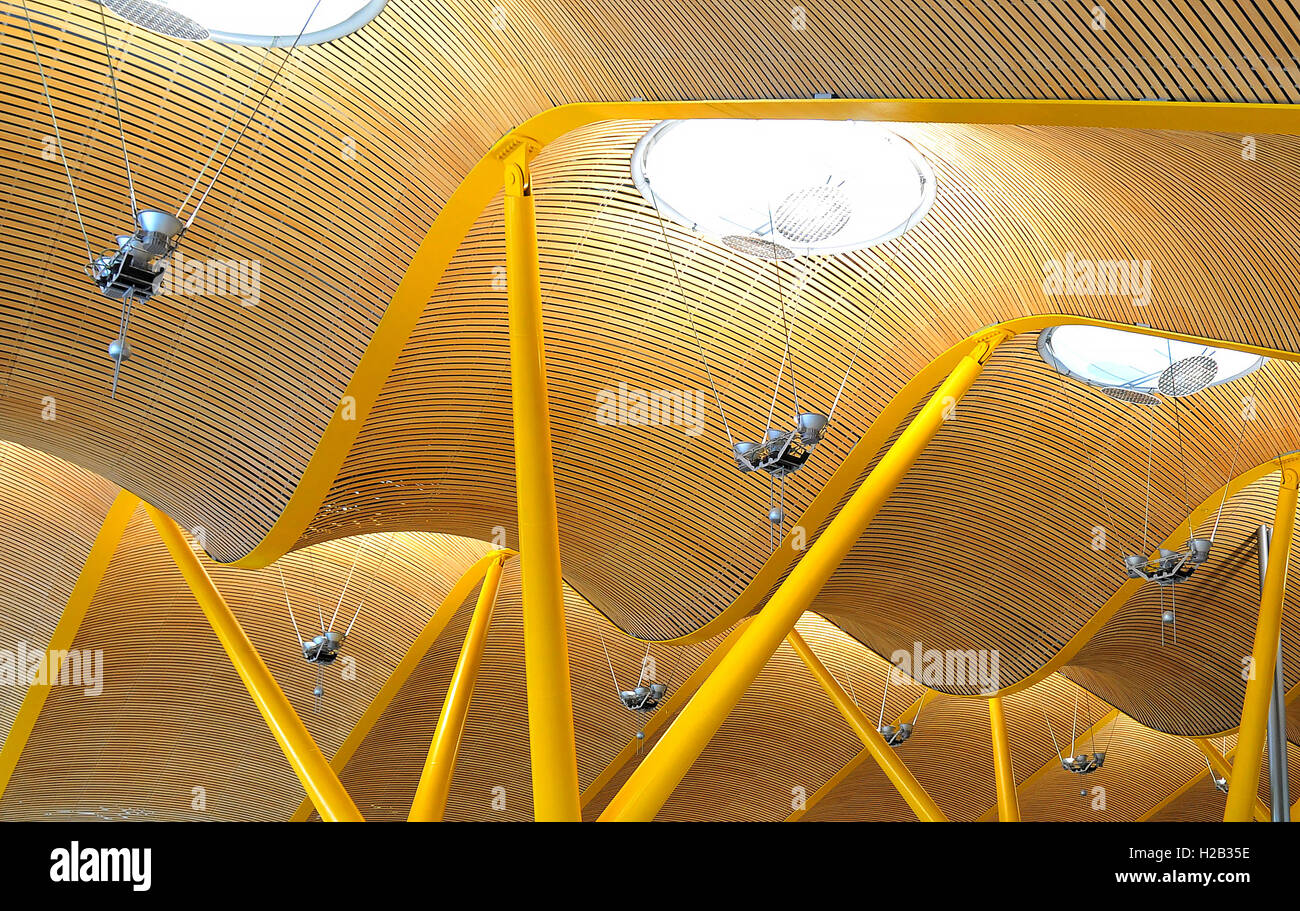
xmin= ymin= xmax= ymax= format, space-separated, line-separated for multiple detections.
xmin=598 ymin=630 xmax=621 ymax=695
xmin=21 ymin=0 xmax=93 ymax=263
xmin=827 ymin=329 xmax=866 ymax=424
xmin=97 ymin=4 xmax=138 ymax=214
xmin=646 ymin=180 xmax=736 ymax=446
xmin=1173 ymin=394 xmax=1192 ymax=536
xmin=176 ymin=46 xmax=274 ymax=217
xmin=767 ymin=206 xmax=801 ymax=419
xmin=1059 ymin=374 xmax=1122 ymax=549
xmin=278 ymin=565 xmax=304 ymax=646
xmin=1143 ymin=403 xmax=1155 ymax=553
xmin=843 ymin=661 xmax=860 ymax=709
xmin=1103 ymin=708 xmax=1120 ymax=755
xmin=327 ymin=534 xmax=366 ymax=631
xmin=1044 ymin=710 xmax=1064 ymax=764
xmin=343 ymin=532 xmax=394 ymax=638
xmin=183 ymin=0 xmax=321 ymax=228
xmin=635 ymin=643 xmax=651 ymax=688
xmin=1210 ymin=373 xmax=1255 ymax=542
xmin=877 ymin=662 xmax=893 ymax=730
xmin=1070 ymin=688 xmax=1080 ymax=756
xmin=762 ymin=311 xmax=793 ymax=433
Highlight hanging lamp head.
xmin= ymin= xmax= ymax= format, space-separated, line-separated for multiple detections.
xmin=796 ymin=411 xmax=829 ymax=445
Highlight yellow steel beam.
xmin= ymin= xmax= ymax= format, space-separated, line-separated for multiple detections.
xmin=599 ymin=332 xmax=1006 ymax=820
xmin=784 ymin=690 xmax=933 ymax=822
xmin=1140 ymin=680 xmax=1300 ymax=821
xmin=409 ymin=552 xmax=507 ymax=821
xmin=231 ymin=98 xmax=1300 ymax=574
xmin=0 ymin=491 xmax=139 ymax=801
xmin=504 ymin=144 xmax=581 ymax=821
xmin=785 ymin=630 xmax=946 ymax=821
xmin=145 ymin=504 xmax=363 ymax=822
xmin=580 ymin=618 xmax=753 ymax=811
xmin=1199 ymin=739 xmax=1270 ymax=823
xmin=289 ymin=548 xmax=514 ymax=821
xmin=989 ymin=695 xmax=1019 ymax=821
xmin=1226 ymin=465 xmax=1298 ymax=821
xmin=976 ymin=706 xmax=1119 ymax=821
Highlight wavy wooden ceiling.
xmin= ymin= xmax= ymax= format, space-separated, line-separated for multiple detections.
xmin=0 ymin=445 xmax=1288 ymax=821
xmin=2 ymin=1 xmax=1300 ymax=820
xmin=0 ymin=1 xmax=1297 ymax=564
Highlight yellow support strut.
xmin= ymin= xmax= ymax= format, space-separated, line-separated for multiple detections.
xmin=599 ymin=330 xmax=1008 ymax=820
xmin=409 ymin=552 xmax=507 ymax=821
xmin=989 ymin=695 xmax=1020 ymax=821
xmin=146 ymin=505 xmax=363 ymax=822
xmin=0 ymin=491 xmax=139 ymax=800
xmin=1226 ymin=465 xmax=1298 ymax=821
xmin=786 ymin=629 xmax=947 ymax=821
xmin=1197 ymin=739 xmax=1269 ymax=822
xmin=504 ymin=145 xmax=581 ymax=821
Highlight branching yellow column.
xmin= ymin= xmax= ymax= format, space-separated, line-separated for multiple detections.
xmin=599 ymin=330 xmax=1009 ymax=821
xmin=1226 ymin=464 xmax=1298 ymax=821
xmin=504 ymin=143 xmax=581 ymax=821
xmin=1196 ymin=739 xmax=1269 ymax=822
xmin=146 ymin=505 xmax=363 ymax=822
xmin=786 ymin=629 xmax=946 ymax=821
xmin=989 ymin=695 xmax=1020 ymax=821
xmin=409 ymin=552 xmax=507 ymax=821
xmin=0 ymin=491 xmax=139 ymax=800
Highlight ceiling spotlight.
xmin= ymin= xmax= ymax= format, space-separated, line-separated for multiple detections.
xmin=1061 ymin=752 xmax=1106 ymax=774
xmin=1123 ymin=538 xmax=1212 ymax=586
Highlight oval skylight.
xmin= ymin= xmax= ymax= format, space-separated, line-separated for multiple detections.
xmin=1038 ymin=325 xmax=1265 ymax=397
xmin=102 ymin=0 xmax=386 ymax=46
xmin=631 ymin=120 xmax=935 ymax=259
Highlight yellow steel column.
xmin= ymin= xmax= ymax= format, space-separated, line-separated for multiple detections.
xmin=989 ymin=695 xmax=1020 ymax=821
xmin=145 ymin=505 xmax=363 ymax=822
xmin=0 ymin=491 xmax=139 ymax=800
xmin=503 ymin=143 xmax=581 ymax=821
xmin=1226 ymin=465 xmax=1298 ymax=821
xmin=785 ymin=629 xmax=947 ymax=821
xmin=600 ymin=330 xmax=1009 ymax=821
xmin=409 ymin=552 xmax=507 ymax=821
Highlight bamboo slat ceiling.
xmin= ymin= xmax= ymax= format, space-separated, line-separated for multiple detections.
xmin=1 ymin=1 xmax=1300 ymax=821
xmin=0 ymin=1 xmax=1298 ymax=567
xmin=0 ymin=443 xmax=1285 ymax=821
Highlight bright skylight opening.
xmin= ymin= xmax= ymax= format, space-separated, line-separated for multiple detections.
xmin=631 ymin=120 xmax=935 ymax=259
xmin=103 ymin=0 xmax=386 ymax=46
xmin=1038 ymin=325 xmax=1265 ymax=397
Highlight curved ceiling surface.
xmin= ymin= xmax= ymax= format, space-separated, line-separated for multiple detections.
xmin=0 ymin=0 xmax=1299 ymax=822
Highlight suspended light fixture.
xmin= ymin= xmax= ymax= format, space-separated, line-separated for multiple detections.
xmin=632 ymin=119 xmax=934 ymax=260
xmin=1047 ymin=326 xmax=1257 ymax=636
xmin=635 ymin=120 xmax=921 ymax=542
xmin=1044 ymin=689 xmax=1115 ymax=777
xmin=100 ymin=0 xmax=386 ymax=45
xmin=277 ymin=534 xmax=392 ymax=711
xmin=598 ymin=633 xmax=678 ymax=753
xmin=23 ymin=0 xmax=332 ymax=396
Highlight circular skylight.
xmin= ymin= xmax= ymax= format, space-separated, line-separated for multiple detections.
xmin=1038 ymin=325 xmax=1265 ymax=397
xmin=631 ymin=120 xmax=935 ymax=259
xmin=102 ymin=0 xmax=386 ymax=46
